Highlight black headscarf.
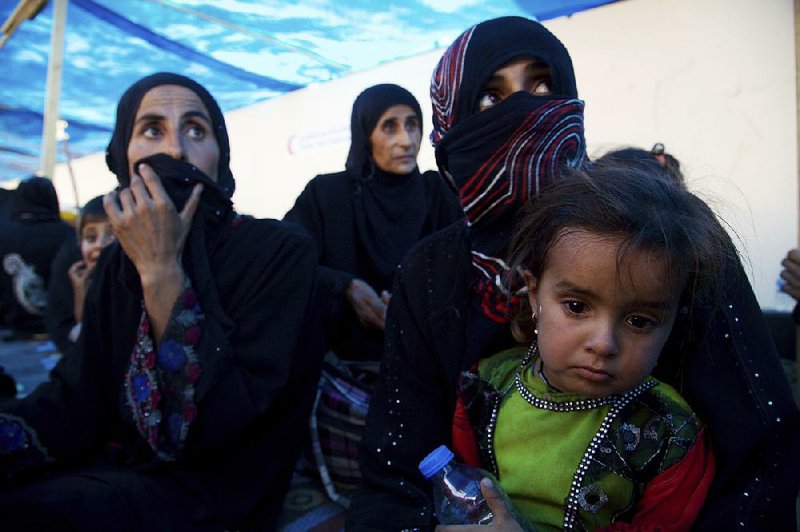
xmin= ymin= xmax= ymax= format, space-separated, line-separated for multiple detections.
xmin=103 ymin=75 xmax=237 ymax=427
xmin=429 ymin=16 xmax=586 ymax=322
xmin=345 ymin=84 xmax=423 ymax=180
xmin=105 ymin=72 xmax=235 ymax=199
xmin=345 ymin=84 xmax=430 ymax=290
xmin=10 ymin=176 xmax=61 ymax=222
xmin=103 ymin=72 xmax=235 ymax=295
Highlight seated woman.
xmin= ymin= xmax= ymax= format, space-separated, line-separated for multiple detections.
xmin=348 ymin=16 xmax=800 ymax=531
xmin=284 ymin=82 xmax=463 ymax=505
xmin=284 ymin=83 xmax=463 ymax=363
xmin=0 ymin=73 xmax=325 ymax=530
xmin=45 ymin=195 xmax=115 ymax=357
xmin=0 ymin=177 xmax=73 ymax=340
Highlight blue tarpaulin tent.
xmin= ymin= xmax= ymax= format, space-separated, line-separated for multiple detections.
xmin=0 ymin=0 xmax=616 ymax=184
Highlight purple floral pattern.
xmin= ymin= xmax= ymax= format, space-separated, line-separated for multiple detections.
xmin=124 ymin=279 xmax=203 ymax=460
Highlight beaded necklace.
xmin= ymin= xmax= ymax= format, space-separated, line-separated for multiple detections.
xmin=512 ymin=341 xmax=657 ymax=529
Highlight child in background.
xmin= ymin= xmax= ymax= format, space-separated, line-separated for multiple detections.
xmin=68 ymin=196 xmax=115 ymax=328
xmin=45 ymin=196 xmax=114 ymax=352
xmin=450 ymin=161 xmax=732 ymax=530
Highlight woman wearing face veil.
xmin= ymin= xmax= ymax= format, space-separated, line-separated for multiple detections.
xmin=284 ymin=83 xmax=462 ymax=364
xmin=0 ymin=177 xmax=73 ymax=339
xmin=347 ymin=16 xmax=799 ymax=531
xmin=0 ymin=73 xmax=324 ymax=531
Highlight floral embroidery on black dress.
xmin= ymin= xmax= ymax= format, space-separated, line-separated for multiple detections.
xmin=124 ymin=278 xmax=203 ymax=460
xmin=0 ymin=413 xmax=53 ymax=478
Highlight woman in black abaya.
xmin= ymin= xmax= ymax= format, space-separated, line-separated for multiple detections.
xmin=0 ymin=73 xmax=324 ymax=531
xmin=348 ymin=16 xmax=799 ymax=531
xmin=0 ymin=177 xmax=73 ymax=339
xmin=284 ymin=84 xmax=463 ymax=363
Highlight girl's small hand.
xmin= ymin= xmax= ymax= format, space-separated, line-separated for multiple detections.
xmin=68 ymin=259 xmax=94 ymax=322
xmin=67 ymin=259 xmax=90 ymax=291
xmin=435 ymin=478 xmax=526 ymax=532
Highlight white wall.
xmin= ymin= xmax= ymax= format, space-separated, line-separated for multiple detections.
xmin=52 ymin=0 xmax=798 ymax=310
xmin=551 ymin=0 xmax=797 ymax=312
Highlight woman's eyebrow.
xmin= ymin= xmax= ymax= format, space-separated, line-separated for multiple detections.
xmin=182 ymin=110 xmax=212 ymax=124
xmin=484 ymin=73 xmax=503 ymax=86
xmin=134 ymin=112 xmax=165 ymax=124
xmin=526 ymin=60 xmax=551 ymax=74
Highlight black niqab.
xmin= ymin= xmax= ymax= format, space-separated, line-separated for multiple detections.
xmin=11 ymin=176 xmax=61 ymax=222
xmin=429 ymin=16 xmax=585 ymax=322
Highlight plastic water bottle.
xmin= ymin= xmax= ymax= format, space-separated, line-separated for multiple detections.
xmin=419 ymin=444 xmax=495 ymax=525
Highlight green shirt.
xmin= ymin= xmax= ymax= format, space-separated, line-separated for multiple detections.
xmin=476 ymin=346 xmax=700 ymax=530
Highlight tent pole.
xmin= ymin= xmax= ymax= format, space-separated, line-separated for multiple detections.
xmin=40 ymin=0 xmax=68 ymax=180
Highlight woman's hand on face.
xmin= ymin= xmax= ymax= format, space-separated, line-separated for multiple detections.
xmin=103 ymin=163 xmax=203 ymax=343
xmin=780 ymin=248 xmax=800 ymax=302
xmin=435 ymin=478 xmax=526 ymax=532
xmin=347 ymin=279 xmax=388 ymax=330
xmin=103 ymin=163 xmax=203 ymax=284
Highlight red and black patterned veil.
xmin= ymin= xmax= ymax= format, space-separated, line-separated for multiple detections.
xmin=429 ymin=16 xmax=586 ymax=322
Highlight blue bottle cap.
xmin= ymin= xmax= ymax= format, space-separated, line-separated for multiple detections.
xmin=419 ymin=444 xmax=455 ymax=479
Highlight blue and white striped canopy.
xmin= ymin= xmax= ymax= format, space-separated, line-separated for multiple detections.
xmin=0 ymin=0 xmax=614 ymax=183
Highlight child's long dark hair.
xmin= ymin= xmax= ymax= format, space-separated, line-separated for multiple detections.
xmin=507 ymin=161 xmax=735 ymax=344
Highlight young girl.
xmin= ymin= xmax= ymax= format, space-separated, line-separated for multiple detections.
xmin=68 ymin=196 xmax=115 ymax=333
xmin=450 ymin=161 xmax=731 ymax=530
xmin=45 ymin=195 xmax=115 ymax=354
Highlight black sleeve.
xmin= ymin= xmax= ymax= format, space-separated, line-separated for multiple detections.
xmin=422 ymin=170 xmax=464 ymax=231
xmin=668 ymin=239 xmax=800 ymax=530
xmin=348 ymin=229 xmax=469 ymax=531
xmin=284 ymin=176 xmax=355 ymax=314
xmin=177 ymin=221 xmax=325 ymax=458
xmin=44 ymin=240 xmax=81 ymax=355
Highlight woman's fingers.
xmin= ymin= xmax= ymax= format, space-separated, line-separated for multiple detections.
xmin=137 ymin=164 xmax=170 ymax=207
xmin=180 ymin=183 xmax=204 ymax=227
xmin=102 ymin=191 xmax=121 ymax=218
xmin=479 ymin=478 xmax=524 ymax=531
xmin=433 ymin=479 xmax=523 ymax=530
xmin=348 ymin=279 xmax=388 ymax=330
xmin=117 ymin=186 xmax=136 ymax=215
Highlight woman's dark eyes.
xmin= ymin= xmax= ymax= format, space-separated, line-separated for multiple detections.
xmin=186 ymin=125 xmax=206 ymax=139
xmin=140 ymin=124 xmax=207 ymax=139
xmin=142 ymin=125 xmax=160 ymax=138
xmin=405 ymin=118 xmax=420 ymax=131
xmin=532 ymin=79 xmax=552 ymax=95
xmin=478 ymin=91 xmax=501 ymax=109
